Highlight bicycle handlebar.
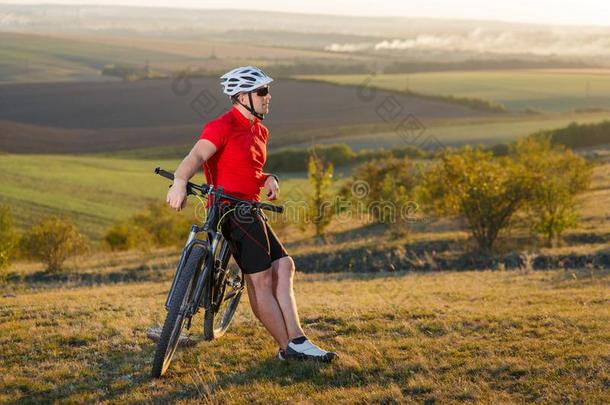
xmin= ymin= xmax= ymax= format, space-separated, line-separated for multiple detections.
xmin=154 ymin=167 xmax=284 ymax=214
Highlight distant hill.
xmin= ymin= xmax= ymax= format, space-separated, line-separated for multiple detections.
xmin=0 ymin=78 xmax=497 ymax=154
xmin=1 ymin=4 xmax=608 ymax=65
xmin=0 ymin=31 xmax=359 ymax=84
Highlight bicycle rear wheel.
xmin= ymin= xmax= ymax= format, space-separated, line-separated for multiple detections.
xmin=151 ymin=245 xmax=208 ymax=378
xmin=203 ymin=237 xmax=243 ymax=341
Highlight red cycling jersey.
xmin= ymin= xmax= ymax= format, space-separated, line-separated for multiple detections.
xmin=199 ymin=106 xmax=271 ymax=203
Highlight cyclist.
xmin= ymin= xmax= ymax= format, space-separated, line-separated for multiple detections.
xmin=166 ymin=66 xmax=337 ymax=363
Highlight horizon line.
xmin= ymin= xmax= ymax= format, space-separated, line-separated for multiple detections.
xmin=1 ymin=2 xmax=610 ymax=29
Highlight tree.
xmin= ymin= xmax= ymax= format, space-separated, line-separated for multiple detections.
xmin=421 ymin=147 xmax=531 ymax=252
xmin=0 ymin=205 xmax=19 ymax=273
xmin=103 ymin=222 xmax=152 ymax=252
xmin=515 ymin=137 xmax=592 ymax=247
xmin=306 ymin=150 xmax=334 ymax=238
xmin=131 ymin=201 xmax=191 ymax=246
xmin=103 ymin=201 xmax=191 ymax=251
xmin=21 ymin=216 xmax=89 ymax=273
xmin=343 ymin=156 xmax=416 ymax=224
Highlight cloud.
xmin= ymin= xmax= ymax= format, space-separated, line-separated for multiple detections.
xmin=0 ymin=13 xmax=31 ymax=26
xmin=325 ymin=27 xmax=610 ymax=56
xmin=324 ymin=43 xmax=373 ymax=52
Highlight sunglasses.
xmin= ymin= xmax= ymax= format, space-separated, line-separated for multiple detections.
xmin=253 ymin=87 xmax=270 ymax=97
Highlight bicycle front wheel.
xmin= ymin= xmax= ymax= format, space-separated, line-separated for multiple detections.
xmin=203 ymin=236 xmax=243 ymax=341
xmin=151 ymin=244 xmax=208 ymax=378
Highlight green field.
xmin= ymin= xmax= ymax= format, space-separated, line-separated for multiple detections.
xmin=1 ymin=153 xmax=608 ymax=243
xmin=0 ymin=155 xmax=176 ymax=238
xmin=0 ymin=32 xmax=189 ymax=83
xmin=289 ymin=111 xmax=610 ymax=150
xmin=1 ymin=262 xmax=608 ymax=403
xmin=0 ymin=31 xmax=363 ymax=83
xmin=0 ymin=154 xmax=311 ymax=241
xmin=296 ymin=70 xmax=610 ymax=113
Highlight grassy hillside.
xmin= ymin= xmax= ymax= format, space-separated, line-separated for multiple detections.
xmin=288 ymin=111 xmax=610 ymax=151
xmin=0 ymin=31 xmax=363 ymax=84
xmin=296 ymin=70 xmax=610 ymax=113
xmin=2 ymin=152 xmax=609 ymax=245
xmin=0 ymin=154 xmax=311 ymax=240
xmin=1 ymin=264 xmax=608 ymax=403
xmin=0 ymin=155 xmax=181 ymax=239
xmin=0 ymin=32 xmax=189 ymax=83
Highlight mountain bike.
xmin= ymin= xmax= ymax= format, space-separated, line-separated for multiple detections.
xmin=151 ymin=167 xmax=283 ymax=378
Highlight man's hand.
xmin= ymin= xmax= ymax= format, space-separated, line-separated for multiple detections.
xmin=167 ymin=179 xmax=188 ymax=211
xmin=263 ymin=176 xmax=280 ymax=200
xmin=165 ymin=139 xmax=217 ymax=212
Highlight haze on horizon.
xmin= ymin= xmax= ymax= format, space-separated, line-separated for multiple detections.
xmin=2 ymin=0 xmax=610 ymax=27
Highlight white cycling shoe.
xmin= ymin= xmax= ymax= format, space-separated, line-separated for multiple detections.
xmin=278 ymin=336 xmax=337 ymax=363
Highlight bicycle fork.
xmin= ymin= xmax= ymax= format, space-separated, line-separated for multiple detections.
xmin=165 ymin=225 xmax=207 ymax=310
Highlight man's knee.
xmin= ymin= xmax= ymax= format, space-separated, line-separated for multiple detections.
xmin=247 ymin=267 xmax=274 ymax=292
xmin=272 ymin=256 xmax=295 ymax=274
xmin=274 ymin=256 xmax=295 ymax=283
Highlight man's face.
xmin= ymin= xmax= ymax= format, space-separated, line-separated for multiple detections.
xmin=238 ymin=86 xmax=271 ymax=115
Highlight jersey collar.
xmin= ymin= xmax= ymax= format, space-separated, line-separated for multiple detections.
xmin=230 ymin=106 xmax=259 ymax=128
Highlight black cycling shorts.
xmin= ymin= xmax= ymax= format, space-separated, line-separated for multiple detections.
xmin=219 ymin=204 xmax=289 ymax=274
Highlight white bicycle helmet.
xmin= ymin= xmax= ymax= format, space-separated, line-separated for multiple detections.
xmin=220 ymin=66 xmax=273 ymax=96
xmin=220 ymin=66 xmax=273 ymax=120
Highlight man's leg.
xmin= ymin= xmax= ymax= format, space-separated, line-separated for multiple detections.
xmin=271 ymin=256 xmax=305 ymax=340
xmin=270 ymin=256 xmax=337 ymax=362
xmin=245 ymin=268 xmax=290 ymax=350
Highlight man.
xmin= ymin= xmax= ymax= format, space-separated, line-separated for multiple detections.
xmin=166 ymin=66 xmax=336 ymax=362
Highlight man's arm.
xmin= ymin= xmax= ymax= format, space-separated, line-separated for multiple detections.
xmin=167 ymin=139 xmax=217 ymax=211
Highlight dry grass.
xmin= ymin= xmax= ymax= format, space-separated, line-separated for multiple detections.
xmin=1 ymin=268 xmax=609 ymax=404
xmin=1 ymin=155 xmax=608 ymax=404
xmin=578 ymin=162 xmax=610 ymax=233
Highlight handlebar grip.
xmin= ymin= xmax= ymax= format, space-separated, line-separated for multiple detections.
xmin=154 ymin=167 xmax=175 ymax=181
xmin=259 ymin=203 xmax=284 ymax=214
xmin=155 ymin=167 xmax=195 ymax=195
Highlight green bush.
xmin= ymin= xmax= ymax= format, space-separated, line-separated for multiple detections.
xmin=532 ymin=120 xmax=610 ymax=149
xmin=103 ymin=201 xmax=192 ymax=251
xmin=487 ymin=143 xmax=510 ymax=157
xmin=265 ymin=144 xmax=356 ymax=172
xmin=342 ymin=156 xmax=417 ymax=224
xmin=303 ymin=151 xmax=335 ymax=238
xmin=264 ymin=148 xmax=308 ymax=172
xmin=265 ymin=143 xmax=427 ymax=173
xmin=420 ymin=147 xmax=531 ymax=252
xmin=0 ymin=205 xmax=20 ymax=274
xmin=354 ymin=145 xmax=426 ymax=163
xmin=20 ymin=216 xmax=89 ymax=273
xmin=514 ymin=137 xmax=592 ymax=246
xmin=103 ymin=222 xmax=153 ymax=252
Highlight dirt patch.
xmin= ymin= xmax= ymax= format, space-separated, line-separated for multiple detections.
xmin=293 ymin=243 xmax=610 ymax=273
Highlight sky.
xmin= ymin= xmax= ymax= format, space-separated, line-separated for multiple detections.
xmin=2 ymin=0 xmax=610 ymax=27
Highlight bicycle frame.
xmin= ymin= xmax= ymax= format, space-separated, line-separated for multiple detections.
xmin=155 ymin=167 xmax=282 ymax=317
xmin=152 ymin=167 xmax=283 ymax=378
xmin=164 ymin=190 xmax=237 ymax=319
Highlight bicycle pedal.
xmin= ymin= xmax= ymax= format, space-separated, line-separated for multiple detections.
xmin=226 ymin=274 xmax=242 ymax=289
